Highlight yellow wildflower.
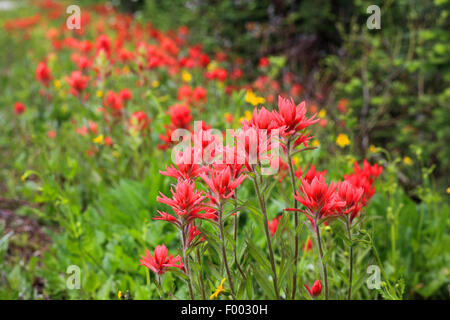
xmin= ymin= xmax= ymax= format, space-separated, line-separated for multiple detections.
xmin=53 ymin=79 xmax=61 ymax=89
xmin=403 ymin=156 xmax=412 ymax=166
xmin=369 ymin=145 xmax=377 ymax=153
xmin=93 ymin=134 xmax=104 ymax=145
xmin=182 ymin=70 xmax=192 ymax=82
xmin=96 ymin=90 xmax=103 ymax=98
xmin=118 ymin=291 xmax=123 ymax=299
xmin=210 ymin=278 xmax=226 ymax=300
xmin=336 ymin=133 xmax=350 ymax=148
xmin=152 ymin=80 xmax=160 ymax=88
xmin=292 ymin=156 xmax=299 ymax=165
xmin=318 ymin=109 xmax=326 ymax=118
xmin=348 ymin=156 xmax=356 ymax=166
xmin=446 ymin=187 xmax=450 ymax=194
xmin=312 ymin=140 xmax=320 ymax=147
xmin=207 ymin=61 xmax=217 ymax=71
xmin=245 ymin=90 xmax=265 ymax=106
xmin=244 ymin=110 xmax=252 ymax=121
xmin=122 ymin=66 xmax=130 ymax=74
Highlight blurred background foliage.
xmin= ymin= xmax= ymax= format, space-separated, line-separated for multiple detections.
xmin=135 ymin=0 xmax=450 ymax=190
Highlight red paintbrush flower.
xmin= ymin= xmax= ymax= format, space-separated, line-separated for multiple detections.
xmin=274 ymin=95 xmax=318 ymax=137
xmin=352 ymin=159 xmax=383 ymax=184
xmin=168 ymin=104 xmax=192 ymax=129
xmin=119 ymin=88 xmax=132 ymax=103
xmin=192 ymin=86 xmax=207 ymax=102
xmin=268 ymin=216 xmax=282 ymax=236
xmin=177 ymin=84 xmax=191 ymax=102
xmin=304 ymin=280 xmax=322 ymax=298
xmin=139 ymin=244 xmax=184 ymax=275
xmin=66 ymin=70 xmax=88 ymax=97
xmin=160 ymin=147 xmax=207 ymax=180
xmin=243 ymin=106 xmax=281 ymax=133
xmin=14 ymin=102 xmax=26 ymax=115
xmin=200 ymin=166 xmax=246 ymax=202
xmin=293 ymin=176 xmax=345 ymax=223
xmin=295 ymin=165 xmax=326 ymax=183
xmin=129 ymin=111 xmax=150 ymax=131
xmin=233 ymin=126 xmax=277 ymax=172
xmin=95 ymin=34 xmax=111 ymax=57
xmin=156 ymin=178 xmax=213 ymax=226
xmin=337 ymin=181 xmax=364 ymax=221
xmin=344 ymin=160 xmax=383 ymax=206
xmin=303 ymin=238 xmax=313 ymax=252
xmin=258 ymin=57 xmax=270 ymax=68
xmin=36 ymin=62 xmax=52 ymax=87
xmin=186 ymin=223 xmax=204 ymax=248
xmin=104 ymin=90 xmax=123 ymax=111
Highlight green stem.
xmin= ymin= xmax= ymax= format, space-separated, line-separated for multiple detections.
xmin=195 ymin=247 xmax=206 ymax=300
xmin=286 ymin=140 xmax=299 ymax=299
xmin=369 ymin=234 xmax=398 ymax=298
xmin=315 ymin=218 xmax=329 ymax=300
xmin=180 ymin=228 xmax=195 ymax=300
xmin=346 ymin=218 xmax=353 ymax=300
xmin=218 ymin=204 xmax=236 ymax=299
xmin=252 ymin=176 xmax=280 ymax=299
xmin=233 ymin=195 xmax=246 ymax=280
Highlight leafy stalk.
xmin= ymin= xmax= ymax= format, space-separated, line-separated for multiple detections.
xmin=218 ymin=203 xmax=236 ymax=299
xmin=314 ymin=217 xmax=329 ymax=300
xmin=251 ymin=175 xmax=280 ymax=299
xmin=286 ymin=139 xmax=300 ymax=299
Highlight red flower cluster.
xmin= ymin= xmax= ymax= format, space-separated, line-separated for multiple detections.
xmin=129 ymin=111 xmax=150 ymax=132
xmin=139 ymin=244 xmax=184 ymax=275
xmin=36 ymin=62 xmax=52 ymax=87
xmin=344 ymin=160 xmax=383 ymax=207
xmin=294 ymin=176 xmax=345 ymax=223
xmin=289 ymin=160 xmax=382 ymax=226
xmin=66 ymin=70 xmax=88 ymax=97
xmin=14 ymin=102 xmax=26 ymax=115
xmin=200 ymin=166 xmax=246 ymax=202
xmin=156 ymin=178 xmax=214 ymax=227
xmin=177 ymin=85 xmax=207 ymax=104
xmin=159 ymin=104 xmax=193 ymax=150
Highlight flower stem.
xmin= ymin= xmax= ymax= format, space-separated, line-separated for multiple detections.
xmin=180 ymin=228 xmax=195 ymax=300
xmin=252 ymin=176 xmax=280 ymax=299
xmin=218 ymin=204 xmax=236 ymax=299
xmin=232 ymin=195 xmax=246 ymax=280
xmin=346 ymin=218 xmax=353 ymax=300
xmin=286 ymin=140 xmax=299 ymax=299
xmin=314 ymin=218 xmax=329 ymax=300
xmin=196 ymin=247 xmax=207 ymax=300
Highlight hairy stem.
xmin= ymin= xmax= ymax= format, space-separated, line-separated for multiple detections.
xmin=346 ymin=218 xmax=353 ymax=300
xmin=196 ymin=247 xmax=206 ymax=300
xmin=218 ymin=204 xmax=236 ymax=299
xmin=233 ymin=197 xmax=246 ymax=280
xmin=286 ymin=140 xmax=300 ymax=299
xmin=315 ymin=218 xmax=329 ymax=300
xmin=252 ymin=176 xmax=280 ymax=299
xmin=180 ymin=228 xmax=195 ymax=300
